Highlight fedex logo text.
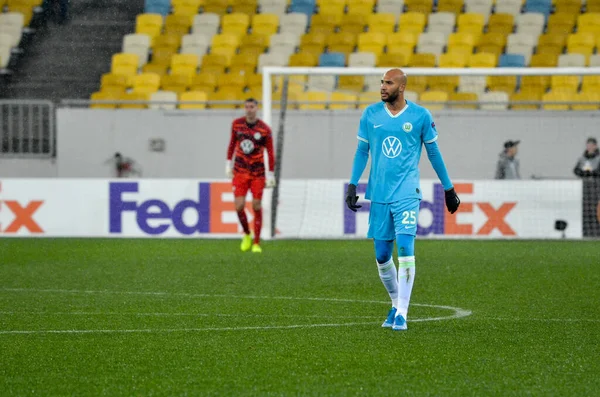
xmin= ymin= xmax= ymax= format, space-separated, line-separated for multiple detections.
xmin=0 ymin=182 xmax=44 ymax=234
xmin=344 ymin=183 xmax=516 ymax=236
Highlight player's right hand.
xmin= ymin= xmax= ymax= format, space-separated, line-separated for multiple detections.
xmin=345 ymin=184 xmax=362 ymax=212
xmin=444 ymin=188 xmax=461 ymax=214
xmin=225 ymin=160 xmax=233 ymax=178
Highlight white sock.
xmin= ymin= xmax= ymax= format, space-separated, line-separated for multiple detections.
xmin=396 ymin=256 xmax=416 ymax=320
xmin=377 ymin=257 xmax=398 ymax=308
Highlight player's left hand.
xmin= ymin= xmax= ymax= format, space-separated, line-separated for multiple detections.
xmin=444 ymin=188 xmax=460 ymax=214
xmin=266 ymin=172 xmax=276 ymax=188
xmin=345 ymin=184 xmax=362 ymax=212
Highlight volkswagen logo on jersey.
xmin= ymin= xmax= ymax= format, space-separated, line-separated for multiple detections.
xmin=382 ymin=136 xmax=402 ymax=158
xmin=403 ymin=122 xmax=413 ymax=133
xmin=240 ymin=139 xmax=255 ymax=154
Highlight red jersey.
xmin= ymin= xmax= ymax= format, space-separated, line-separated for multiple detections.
xmin=227 ymin=117 xmax=275 ymax=178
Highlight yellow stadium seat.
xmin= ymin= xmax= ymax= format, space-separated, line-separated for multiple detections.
xmin=587 ymin=2 xmax=600 ymax=12
xmin=311 ymin=13 xmax=343 ymax=35
xmin=154 ymin=34 xmax=181 ymax=51
xmin=318 ymin=0 xmax=345 ymax=14
xmin=164 ymin=14 xmax=192 ymax=35
xmin=367 ymin=13 xmax=396 ymax=34
xmin=135 ymin=25 xmax=162 ymax=43
xmin=487 ymin=76 xmax=517 ymax=94
xmin=191 ymin=73 xmax=218 ymax=93
xmin=398 ymin=12 xmax=427 ymax=33
xmin=301 ymin=32 xmax=327 ymax=48
xmin=577 ymin=13 xmax=600 ymax=33
xmin=251 ymin=14 xmax=279 ymax=36
xmin=510 ymin=91 xmax=542 ymax=110
xmin=581 ymin=75 xmax=600 ymax=92
xmin=289 ymin=52 xmax=319 ymax=66
xmin=487 ymin=13 xmax=515 ymax=35
xmin=428 ymin=76 xmax=460 ymax=93
xmin=387 ymin=32 xmax=419 ymax=51
xmin=347 ymin=0 xmax=376 ymax=13
xmin=357 ymin=32 xmax=386 ymax=54
xmin=530 ymin=53 xmax=559 ymax=67
xmin=98 ymin=85 xmax=127 ymax=95
xmin=468 ymin=52 xmax=497 ymax=67
xmin=566 ymin=33 xmax=595 ymax=57
xmin=547 ymin=13 xmax=576 ymax=35
xmin=172 ymin=5 xmax=199 ymax=17
xmin=179 ymin=91 xmax=208 ymax=109
xmin=406 ymin=76 xmax=427 ymax=94
xmin=476 ymin=33 xmax=507 ymax=57
xmin=143 ymin=63 xmax=168 ymax=76
xmin=448 ymin=32 xmax=476 ymax=53
xmin=448 ymin=92 xmax=478 ymax=109
xmin=216 ymin=73 xmax=246 ymax=91
xmin=542 ymin=91 xmax=573 ymax=111
xmin=132 ymin=73 xmax=161 ymax=92
xmin=358 ymin=91 xmax=381 ymax=109
xmin=230 ymin=0 xmax=258 ymax=14
xmin=554 ymin=0 xmax=582 ymax=14
xmin=161 ymin=73 xmax=192 ymax=93
xmin=101 ymin=73 xmax=130 ymax=91
xmin=339 ymin=14 xmax=367 ymax=35
xmin=327 ymin=32 xmax=358 ymax=54
xmin=377 ymin=53 xmax=411 ymax=67
xmin=457 ymin=13 xmax=485 ymax=33
xmin=120 ymin=92 xmax=151 ymax=109
xmin=172 ymin=0 xmax=202 ymax=14
xmin=537 ymin=34 xmax=567 ymax=55
xmin=404 ymin=0 xmax=433 ymax=13
xmin=111 ymin=53 xmax=139 ymax=76
xmin=571 ymin=92 xmax=600 ymax=111
xmin=90 ymin=91 xmax=120 ymax=109
xmin=338 ymin=75 xmax=365 ymax=92
xmin=171 ymin=54 xmax=200 ymax=74
xmin=136 ymin=13 xmax=163 ymax=31
xmin=245 ymin=85 xmax=263 ymax=101
xmin=551 ymin=75 xmax=579 ymax=92
xmin=222 ymin=13 xmax=250 ymax=37
xmin=229 ymin=53 xmax=259 ymax=74
xmin=420 ymin=91 xmax=447 ymax=110
xmin=201 ymin=53 xmax=229 ymax=69
xmin=438 ymin=52 xmax=468 ymax=67
xmin=151 ymin=47 xmax=177 ymax=67
xmin=297 ymin=91 xmax=328 ymax=110
xmin=241 ymin=34 xmax=270 ymax=54
xmin=246 ymin=73 xmax=262 ymax=88
xmin=521 ymin=76 xmax=550 ymax=96
xmin=437 ymin=0 xmax=464 ymax=15
xmin=211 ymin=34 xmax=240 ymax=53
xmin=329 ymin=92 xmax=358 ymax=110
xmin=408 ymin=53 xmax=436 ymax=67
xmin=203 ymin=0 xmax=229 ymax=15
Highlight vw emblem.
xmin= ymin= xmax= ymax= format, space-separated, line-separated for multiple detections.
xmin=382 ymin=136 xmax=402 ymax=158
xmin=240 ymin=139 xmax=255 ymax=154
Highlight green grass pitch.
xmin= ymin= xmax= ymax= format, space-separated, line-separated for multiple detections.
xmin=1 ymin=238 xmax=599 ymax=396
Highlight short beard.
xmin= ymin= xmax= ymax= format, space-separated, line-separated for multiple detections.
xmin=382 ymin=89 xmax=400 ymax=103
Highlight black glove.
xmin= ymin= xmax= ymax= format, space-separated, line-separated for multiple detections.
xmin=345 ymin=184 xmax=362 ymax=212
xmin=444 ymin=188 xmax=460 ymax=214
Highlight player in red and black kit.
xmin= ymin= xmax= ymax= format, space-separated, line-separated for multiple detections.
xmin=226 ymin=98 xmax=275 ymax=253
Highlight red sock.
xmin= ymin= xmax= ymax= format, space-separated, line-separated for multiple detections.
xmin=253 ymin=209 xmax=262 ymax=244
xmin=237 ymin=210 xmax=250 ymax=235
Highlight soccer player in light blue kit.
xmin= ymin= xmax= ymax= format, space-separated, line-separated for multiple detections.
xmin=345 ymin=69 xmax=461 ymax=331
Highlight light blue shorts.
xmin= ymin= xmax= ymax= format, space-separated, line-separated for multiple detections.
xmin=367 ymin=198 xmax=421 ymax=240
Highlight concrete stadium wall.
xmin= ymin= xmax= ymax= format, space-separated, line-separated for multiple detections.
xmin=6 ymin=109 xmax=598 ymax=180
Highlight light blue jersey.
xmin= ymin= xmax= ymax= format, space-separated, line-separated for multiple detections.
xmin=357 ymin=100 xmax=438 ymax=204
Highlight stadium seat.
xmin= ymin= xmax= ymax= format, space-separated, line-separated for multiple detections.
xmin=338 ymin=75 xmax=366 ymax=92
xmin=357 ymin=32 xmax=386 ymax=55
xmin=488 ymin=13 xmax=514 ymax=35
xmin=329 ymin=92 xmax=358 ymax=110
xmin=211 ymin=34 xmax=240 ymax=54
xmin=347 ymin=0 xmax=377 ymax=14
xmin=111 ymin=53 xmax=139 ymax=77
xmin=428 ymin=75 xmax=460 ymax=93
xmin=479 ymin=91 xmax=510 ymax=110
xmin=327 ymin=32 xmax=358 ymax=55
xmin=468 ymin=52 xmax=497 ymax=67
xmin=289 ymin=52 xmax=319 ymax=66
xmin=510 ymin=91 xmax=542 ymax=110
xmin=437 ymin=0 xmax=464 ymax=15
xmin=447 ymin=32 xmax=476 ymax=54
xmin=192 ymin=13 xmax=220 ymax=36
xmin=558 ymin=53 xmax=586 ymax=67
xmin=542 ymin=91 xmax=572 ymax=111
xmin=554 ymin=0 xmax=582 ymax=14
xmin=161 ymin=73 xmax=192 ymax=93
xmin=408 ymin=53 xmax=436 ymax=67
xmin=367 ymin=13 xmax=396 ymax=34
xmin=427 ymin=12 xmax=456 ymax=35
xmin=571 ymin=92 xmax=600 ymax=111
xmin=123 ymin=34 xmax=151 ymax=53
xmin=348 ymin=52 xmax=376 ymax=67
xmin=405 ymin=76 xmax=428 ymax=93
xmin=524 ymin=0 xmax=552 ymax=17
xmin=154 ymin=34 xmax=181 ymax=51
xmin=339 ymin=14 xmax=368 ymax=35
xmin=171 ymin=0 xmax=202 ymax=14
xmin=464 ymin=0 xmax=493 ymax=18
xmin=217 ymin=73 xmax=247 ymax=91
xmin=581 ymin=75 xmax=600 ymax=92
xmin=181 ymin=34 xmax=210 ymax=57
xmin=476 ymin=33 xmax=507 ymax=56
xmin=547 ymin=13 xmax=576 ymax=35
xmin=279 ymin=13 xmax=309 ymax=35
xmin=100 ymin=73 xmax=130 ymax=92
xmin=506 ymin=33 xmax=537 ymax=53
xmin=143 ymin=63 xmax=168 ymax=76
xmin=521 ymin=75 xmax=550 ymax=96
xmin=487 ymin=76 xmax=517 ymax=94
xmin=90 ymin=91 xmax=120 ymax=109
xmin=537 ymin=33 xmax=566 ymax=55
xmin=358 ymin=91 xmax=381 ymax=109
xmin=121 ymin=92 xmax=151 ymax=109
xmin=499 ymin=54 xmax=525 ymax=67
xmin=515 ymin=13 xmax=545 ymax=35
xmin=387 ymin=32 xmax=419 ymax=53
xmin=179 ymin=90 xmax=208 ymax=109
xmin=590 ymin=55 xmax=600 ymax=67
xmin=377 ymin=52 xmax=411 ymax=67
xmin=404 ymin=0 xmax=433 ymax=13
xmin=0 ymin=23 xmax=22 ymax=48
xmin=310 ymin=13 xmax=343 ymax=35
xmin=149 ymin=90 xmax=178 ymax=109
xmin=230 ymin=0 xmax=258 ymax=14
xmin=494 ymin=0 xmax=521 ymax=16
xmin=164 ymin=14 xmax=193 ymax=35
xmin=551 ymin=75 xmax=579 ymax=92
xmin=377 ymin=0 xmax=404 ymax=14
xmin=448 ymin=92 xmax=478 ymax=109
xmin=566 ymin=33 xmax=595 ymax=57
xmin=259 ymin=0 xmax=287 ymax=15
xmin=398 ymin=12 xmax=427 ymax=33
xmin=251 ymin=14 xmax=279 ymax=36
xmin=240 ymin=34 xmax=270 ymax=54
xmin=201 ymin=53 xmax=229 ymax=73
xmin=419 ymin=91 xmax=448 ymax=110
xmin=577 ymin=13 xmax=600 ymax=34
xmin=150 ymin=47 xmax=177 ymax=68
xmin=190 ymin=73 xmax=218 ymax=93
xmin=438 ymin=52 xmax=467 ymax=67
xmin=209 ymin=89 xmax=244 ymax=109
xmin=417 ymin=32 xmax=446 ymax=55
xmin=297 ymin=90 xmax=328 ymax=110
xmin=222 ymin=13 xmax=250 ymax=37
xmin=457 ymin=13 xmax=485 ymax=34
xmin=319 ymin=52 xmax=346 ymax=67
xmin=171 ymin=54 xmax=199 ymax=76
xmin=307 ymin=75 xmax=336 ymax=91
xmin=229 ymin=53 xmax=259 ymax=74
xmin=458 ymin=75 xmax=487 ymax=94
xmin=587 ymin=0 xmax=600 ymax=12
xmin=258 ymin=52 xmax=288 ymax=70
xmin=203 ymin=0 xmax=230 ymax=15
xmin=132 ymin=73 xmax=161 ymax=92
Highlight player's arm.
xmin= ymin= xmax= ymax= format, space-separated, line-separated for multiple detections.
xmin=346 ymin=111 xmax=370 ymax=212
xmin=226 ymin=122 xmax=236 ymax=178
xmin=421 ymin=112 xmax=460 ymax=214
xmin=265 ymin=127 xmax=276 ymax=187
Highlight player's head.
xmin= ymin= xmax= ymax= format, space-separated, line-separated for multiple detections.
xmin=504 ymin=140 xmax=520 ymax=157
xmin=380 ymin=69 xmax=407 ymax=104
xmin=586 ymin=137 xmax=597 ymax=154
xmin=244 ymin=98 xmax=259 ymax=121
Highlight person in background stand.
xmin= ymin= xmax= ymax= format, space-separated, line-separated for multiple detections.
xmin=495 ymin=140 xmax=521 ymax=180
xmin=574 ymin=137 xmax=600 ymax=178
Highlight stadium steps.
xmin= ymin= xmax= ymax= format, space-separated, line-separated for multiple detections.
xmin=2 ymin=0 xmax=143 ymax=101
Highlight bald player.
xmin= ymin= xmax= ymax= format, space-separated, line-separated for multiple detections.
xmin=345 ymin=69 xmax=461 ymax=331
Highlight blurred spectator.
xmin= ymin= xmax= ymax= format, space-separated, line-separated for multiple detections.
xmin=574 ymin=137 xmax=600 ymax=178
xmin=495 ymin=140 xmax=521 ymax=180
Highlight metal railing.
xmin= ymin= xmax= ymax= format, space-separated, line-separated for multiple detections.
xmin=0 ymin=100 xmax=55 ymax=158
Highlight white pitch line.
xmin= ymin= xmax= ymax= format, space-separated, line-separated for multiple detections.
xmin=478 ymin=317 xmax=600 ymax=323
xmin=0 ymin=311 xmax=381 ymax=319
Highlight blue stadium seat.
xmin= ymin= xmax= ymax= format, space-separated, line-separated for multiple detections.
xmin=145 ymin=0 xmax=170 ymax=15
xmin=290 ymin=3 xmax=316 ymax=16
xmin=319 ymin=52 xmax=346 ymax=67
xmin=499 ymin=54 xmax=526 ymax=67
xmin=525 ymin=0 xmax=552 ymax=17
